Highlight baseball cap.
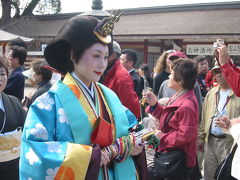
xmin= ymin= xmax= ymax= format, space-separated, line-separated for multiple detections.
xmin=168 ymin=51 xmax=187 ymax=60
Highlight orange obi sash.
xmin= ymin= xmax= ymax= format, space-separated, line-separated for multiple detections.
xmin=91 ymin=117 xmax=113 ymax=147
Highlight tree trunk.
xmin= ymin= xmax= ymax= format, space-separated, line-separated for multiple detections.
xmin=22 ymin=0 xmax=41 ymax=16
xmin=12 ymin=1 xmax=21 ymax=18
xmin=0 ymin=0 xmax=12 ymax=26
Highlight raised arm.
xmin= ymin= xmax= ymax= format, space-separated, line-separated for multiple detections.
xmin=217 ymin=44 xmax=240 ymax=96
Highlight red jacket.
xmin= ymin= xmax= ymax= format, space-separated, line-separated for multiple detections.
xmin=221 ymin=61 xmax=240 ymax=97
xmin=103 ymin=59 xmax=140 ymax=119
xmin=146 ymin=90 xmax=198 ymax=168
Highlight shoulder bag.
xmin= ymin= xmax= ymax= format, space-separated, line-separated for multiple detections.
xmin=152 ymin=110 xmax=187 ymax=178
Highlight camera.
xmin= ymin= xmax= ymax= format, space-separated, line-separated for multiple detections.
xmin=213 ymin=39 xmax=224 ymax=50
xmin=211 ymin=115 xmax=221 ymax=127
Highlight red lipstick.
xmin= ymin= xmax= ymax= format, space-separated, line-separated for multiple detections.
xmin=94 ymin=71 xmax=102 ymax=76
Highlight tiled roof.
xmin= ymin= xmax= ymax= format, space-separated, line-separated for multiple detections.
xmin=113 ymin=9 xmax=240 ymax=39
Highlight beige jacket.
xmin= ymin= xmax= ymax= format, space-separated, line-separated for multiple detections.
xmin=199 ymin=87 xmax=240 ymax=149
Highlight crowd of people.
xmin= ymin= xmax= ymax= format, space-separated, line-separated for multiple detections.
xmin=0 ymin=12 xmax=239 ymax=180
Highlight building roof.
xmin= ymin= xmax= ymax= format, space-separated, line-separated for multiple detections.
xmin=2 ymin=1 xmax=240 ymax=40
xmin=114 ymin=8 xmax=240 ymax=40
xmin=2 ymin=17 xmax=69 ymax=38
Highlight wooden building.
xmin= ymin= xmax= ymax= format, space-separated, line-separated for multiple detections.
xmin=2 ymin=1 xmax=240 ymax=68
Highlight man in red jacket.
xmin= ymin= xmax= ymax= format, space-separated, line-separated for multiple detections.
xmin=102 ymin=41 xmax=140 ymax=119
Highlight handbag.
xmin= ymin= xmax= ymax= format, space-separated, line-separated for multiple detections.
xmin=152 ymin=109 xmax=187 ymax=178
xmin=153 ymin=149 xmax=186 ymax=177
xmin=214 ymin=144 xmax=238 ymax=180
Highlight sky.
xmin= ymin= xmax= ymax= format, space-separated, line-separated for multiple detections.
xmin=60 ymin=0 xmax=240 ymax=13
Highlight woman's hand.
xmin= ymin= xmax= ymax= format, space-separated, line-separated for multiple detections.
xmin=142 ymin=91 xmax=157 ymax=106
xmin=100 ymin=150 xmax=110 ymax=166
xmin=131 ymin=143 xmax=143 ymax=156
xmin=154 ymin=129 xmax=163 ymax=139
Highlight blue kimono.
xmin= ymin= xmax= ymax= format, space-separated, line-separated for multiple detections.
xmin=20 ymin=73 xmax=142 ymax=180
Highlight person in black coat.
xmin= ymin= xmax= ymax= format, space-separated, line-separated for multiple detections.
xmin=0 ymin=58 xmax=26 ymax=180
xmin=22 ymin=61 xmax=52 ymax=111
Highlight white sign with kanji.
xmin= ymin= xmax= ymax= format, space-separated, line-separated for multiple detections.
xmin=186 ymin=44 xmax=240 ymax=56
xmin=228 ymin=44 xmax=240 ymax=55
xmin=186 ymin=45 xmax=214 ymax=55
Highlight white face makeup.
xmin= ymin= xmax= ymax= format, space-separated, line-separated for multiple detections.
xmin=73 ymin=43 xmax=109 ymax=87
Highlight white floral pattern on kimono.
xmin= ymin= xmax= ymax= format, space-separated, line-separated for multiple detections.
xmin=20 ymin=91 xmax=71 ymax=180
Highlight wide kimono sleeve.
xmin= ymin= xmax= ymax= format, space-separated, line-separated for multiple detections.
xmin=123 ymin=106 xmax=138 ymax=128
xmin=20 ymin=92 xmax=100 ymax=180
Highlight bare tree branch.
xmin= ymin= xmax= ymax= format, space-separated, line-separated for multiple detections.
xmin=22 ymin=0 xmax=41 ymax=16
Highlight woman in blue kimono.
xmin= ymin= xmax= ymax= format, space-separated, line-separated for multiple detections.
xmin=20 ymin=14 xmax=147 ymax=180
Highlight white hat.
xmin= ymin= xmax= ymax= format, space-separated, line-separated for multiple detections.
xmin=22 ymin=68 xmax=33 ymax=80
xmin=113 ymin=41 xmax=121 ymax=54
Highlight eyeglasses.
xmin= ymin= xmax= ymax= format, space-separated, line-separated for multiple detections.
xmin=166 ymin=49 xmax=176 ymax=54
